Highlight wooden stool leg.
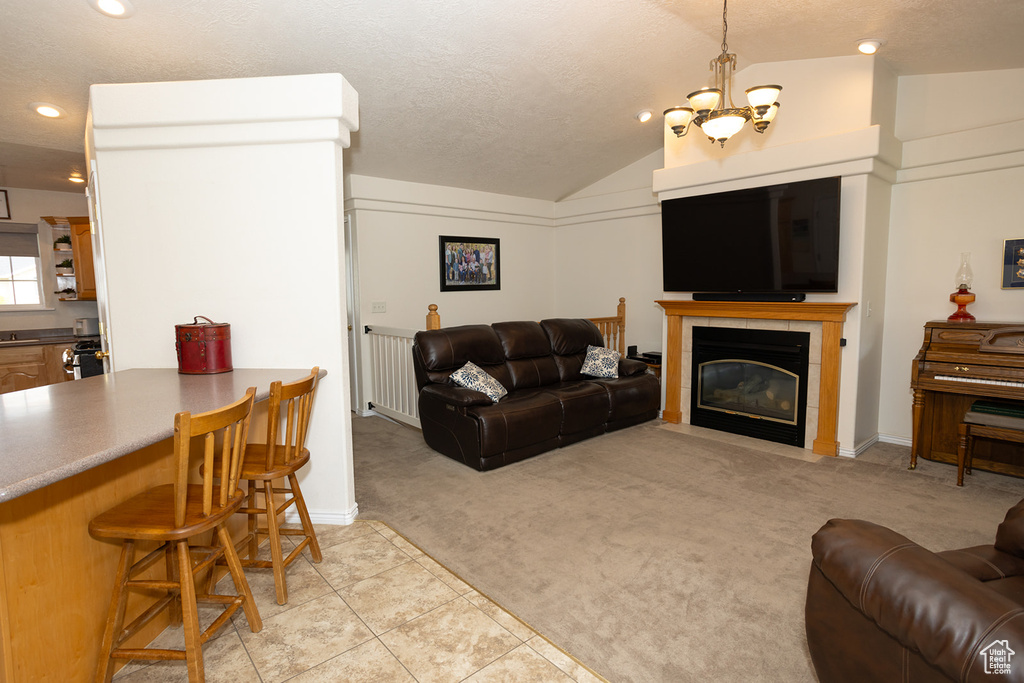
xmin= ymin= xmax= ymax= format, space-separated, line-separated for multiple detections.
xmin=246 ymin=479 xmax=259 ymax=560
xmin=957 ymin=423 xmax=968 ymax=486
xmin=96 ymin=540 xmax=134 ymax=683
xmin=217 ymin=524 xmax=262 ymax=631
xmin=165 ymin=541 xmax=182 ymax=626
xmin=289 ymin=472 xmax=322 ymax=563
xmin=264 ymin=480 xmax=287 ymax=605
xmin=176 ymin=540 xmax=204 ymax=682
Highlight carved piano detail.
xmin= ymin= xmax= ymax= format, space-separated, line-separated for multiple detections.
xmin=911 ymin=321 xmax=1024 ymax=474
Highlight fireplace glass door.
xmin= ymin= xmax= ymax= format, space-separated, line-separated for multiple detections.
xmin=690 ymin=326 xmax=810 ymax=447
xmin=697 ymin=360 xmax=799 ymax=425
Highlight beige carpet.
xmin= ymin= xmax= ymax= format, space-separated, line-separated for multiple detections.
xmin=352 ymin=415 xmax=1024 ymax=682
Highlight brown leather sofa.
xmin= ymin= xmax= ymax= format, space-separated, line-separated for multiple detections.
xmin=806 ymin=500 xmax=1024 ymax=682
xmin=412 ymin=318 xmax=660 ymax=471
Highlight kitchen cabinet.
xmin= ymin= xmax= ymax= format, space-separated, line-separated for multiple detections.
xmin=69 ymin=217 xmax=96 ymax=299
xmin=0 ymin=343 xmax=74 ymax=394
xmin=43 ymin=216 xmax=96 ymax=301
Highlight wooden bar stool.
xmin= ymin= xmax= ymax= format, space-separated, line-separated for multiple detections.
xmin=957 ymin=400 xmax=1024 ymax=486
xmin=236 ymin=367 xmax=323 ymax=605
xmin=89 ymin=388 xmax=262 ymax=682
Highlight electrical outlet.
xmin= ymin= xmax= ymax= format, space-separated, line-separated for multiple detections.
xmin=371 ymin=301 xmax=386 ymax=313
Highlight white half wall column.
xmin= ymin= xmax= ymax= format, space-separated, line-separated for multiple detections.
xmin=86 ymin=73 xmax=360 ymax=524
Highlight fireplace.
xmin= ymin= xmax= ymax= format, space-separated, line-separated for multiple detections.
xmin=690 ymin=326 xmax=810 ymax=447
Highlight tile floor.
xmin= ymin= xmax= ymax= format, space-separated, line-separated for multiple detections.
xmin=113 ymin=520 xmax=605 ymax=683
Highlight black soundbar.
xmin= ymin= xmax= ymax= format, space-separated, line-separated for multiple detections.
xmin=691 ymin=292 xmax=807 ymax=303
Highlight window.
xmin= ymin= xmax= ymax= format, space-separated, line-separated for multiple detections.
xmin=0 ymin=223 xmax=44 ymax=307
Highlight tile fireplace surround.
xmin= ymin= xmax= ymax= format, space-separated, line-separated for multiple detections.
xmin=657 ymin=301 xmax=857 ymax=457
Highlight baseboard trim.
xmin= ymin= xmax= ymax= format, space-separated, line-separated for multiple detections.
xmin=285 ymin=503 xmax=359 ymax=526
xmin=838 ymin=434 xmax=879 ymax=458
xmin=878 ymin=433 xmax=912 ymax=447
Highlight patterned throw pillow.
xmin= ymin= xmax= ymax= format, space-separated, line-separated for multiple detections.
xmin=581 ymin=345 xmax=619 ymax=378
xmin=450 ymin=361 xmax=508 ymax=403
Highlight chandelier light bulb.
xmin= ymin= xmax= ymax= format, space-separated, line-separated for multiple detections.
xmin=663 ymin=107 xmax=695 ymax=137
xmin=745 ymin=85 xmax=782 ymax=112
xmin=687 ymin=88 xmax=722 ymax=116
xmin=700 ymin=111 xmax=747 ymax=147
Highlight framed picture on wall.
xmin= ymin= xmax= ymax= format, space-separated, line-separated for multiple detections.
xmin=1002 ymin=238 xmax=1024 ymax=289
xmin=439 ymin=236 xmax=500 ymax=292
xmin=0 ymin=190 xmax=9 ymax=220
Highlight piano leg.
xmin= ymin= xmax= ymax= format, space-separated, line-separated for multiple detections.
xmin=957 ymin=423 xmax=968 ymax=486
xmin=910 ymin=388 xmax=925 ymax=470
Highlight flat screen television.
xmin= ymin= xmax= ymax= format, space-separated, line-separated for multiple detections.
xmin=661 ymin=177 xmax=841 ymax=297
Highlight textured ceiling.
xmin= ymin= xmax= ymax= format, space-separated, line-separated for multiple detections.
xmin=1 ymin=0 xmax=1022 ymax=200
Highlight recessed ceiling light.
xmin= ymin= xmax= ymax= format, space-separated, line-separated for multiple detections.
xmin=636 ymin=110 xmax=654 ymax=123
xmin=30 ymin=102 xmax=67 ymax=118
xmin=88 ymin=0 xmax=136 ymax=18
xmin=69 ymin=173 xmax=86 ymax=184
xmin=858 ymin=39 xmax=885 ymax=55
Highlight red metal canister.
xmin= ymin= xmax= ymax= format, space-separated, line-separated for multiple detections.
xmin=175 ymin=316 xmax=233 ymax=374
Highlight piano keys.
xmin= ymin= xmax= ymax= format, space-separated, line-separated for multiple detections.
xmin=911 ymin=320 xmax=1024 ymax=475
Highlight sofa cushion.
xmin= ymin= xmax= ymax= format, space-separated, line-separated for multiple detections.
xmin=541 ymin=381 xmax=610 ymax=435
xmin=541 ymin=318 xmax=605 ymax=354
xmin=591 ymin=373 xmax=662 ymax=424
xmin=450 ymin=361 xmax=508 ymax=403
xmin=541 ymin=318 xmax=606 ymax=381
xmin=413 ymin=325 xmax=512 ymax=388
xmin=493 ymin=321 xmax=560 ymax=390
xmin=581 ymin=345 xmax=619 ymax=378
xmin=467 ymin=389 xmax=564 ymax=457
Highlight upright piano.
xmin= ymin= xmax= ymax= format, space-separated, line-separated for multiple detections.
xmin=911 ymin=320 xmax=1024 ymax=474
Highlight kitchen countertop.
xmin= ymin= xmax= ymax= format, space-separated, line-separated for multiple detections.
xmin=0 ymin=367 xmax=321 ymax=503
xmin=0 ymin=327 xmax=86 ymax=348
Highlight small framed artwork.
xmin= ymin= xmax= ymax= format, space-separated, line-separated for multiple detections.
xmin=1002 ymin=238 xmax=1024 ymax=289
xmin=0 ymin=190 xmax=9 ymax=220
xmin=439 ymin=236 xmax=500 ymax=292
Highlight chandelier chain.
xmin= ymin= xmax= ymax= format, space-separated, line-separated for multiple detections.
xmin=721 ymin=0 xmax=729 ymax=54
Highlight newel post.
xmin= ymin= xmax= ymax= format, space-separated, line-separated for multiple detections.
xmin=426 ymin=304 xmax=440 ymax=331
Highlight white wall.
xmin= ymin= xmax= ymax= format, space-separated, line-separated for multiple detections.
xmin=0 ymin=186 xmax=99 ymax=331
xmin=878 ymin=69 xmax=1024 ymax=441
xmin=554 ymin=150 xmax=664 ymax=353
xmin=346 ymin=175 xmax=557 ymax=331
xmin=89 ymin=74 xmax=360 ymax=523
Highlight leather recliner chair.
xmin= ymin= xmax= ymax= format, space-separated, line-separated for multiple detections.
xmin=806 ymin=499 xmax=1024 ymax=682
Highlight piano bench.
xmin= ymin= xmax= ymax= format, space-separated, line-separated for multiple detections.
xmin=957 ymin=402 xmax=1024 ymax=486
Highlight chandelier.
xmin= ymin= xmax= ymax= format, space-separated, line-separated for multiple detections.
xmin=663 ymin=0 xmax=781 ymax=148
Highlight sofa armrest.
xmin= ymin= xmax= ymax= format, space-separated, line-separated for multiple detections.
xmin=811 ymin=518 xmax=1024 ymax=681
xmin=420 ymin=383 xmax=493 ymax=407
xmin=618 ymin=358 xmax=649 ymax=377
xmin=938 ymin=545 xmax=1024 ymax=581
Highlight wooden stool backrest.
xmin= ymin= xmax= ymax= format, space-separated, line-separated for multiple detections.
xmin=262 ymin=367 xmax=320 ymax=469
xmin=173 ymin=387 xmax=256 ymax=528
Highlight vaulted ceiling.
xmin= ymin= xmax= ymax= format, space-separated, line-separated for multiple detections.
xmin=2 ymin=0 xmax=1022 ymax=200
